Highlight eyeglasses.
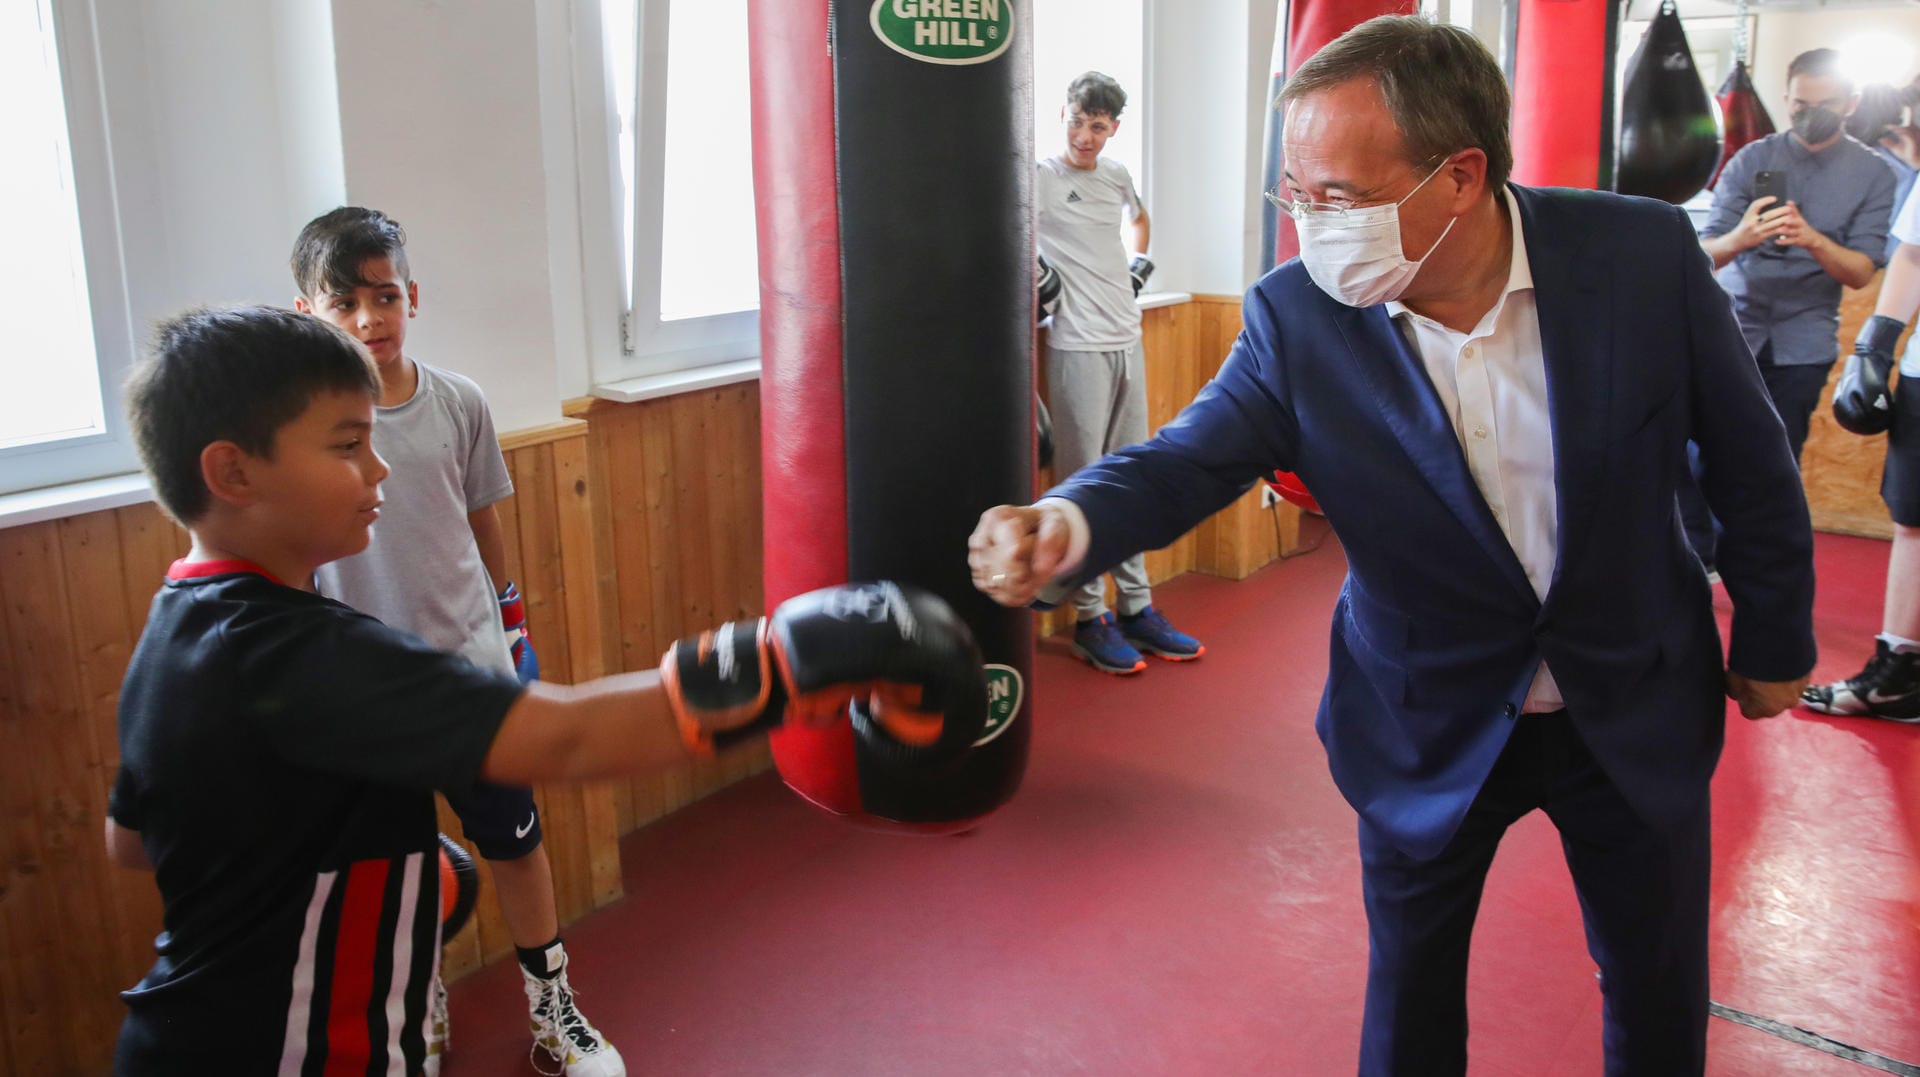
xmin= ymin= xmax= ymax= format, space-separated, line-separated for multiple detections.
xmin=1263 ymin=155 xmax=1452 ymax=224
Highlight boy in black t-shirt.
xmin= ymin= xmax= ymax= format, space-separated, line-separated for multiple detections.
xmin=108 ymin=306 xmax=985 ymax=1075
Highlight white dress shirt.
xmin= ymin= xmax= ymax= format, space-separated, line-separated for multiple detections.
xmin=1385 ymin=187 xmax=1562 ymax=712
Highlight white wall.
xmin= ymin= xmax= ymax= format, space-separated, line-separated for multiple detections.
xmin=330 ymin=0 xmax=567 ymax=433
xmin=1750 ymin=7 xmax=1920 ymax=106
xmin=1146 ymin=0 xmax=1270 ymax=297
xmin=93 ymin=1 xmax=345 ymax=335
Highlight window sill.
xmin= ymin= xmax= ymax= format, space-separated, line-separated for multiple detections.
xmin=1138 ymin=290 xmax=1192 ymax=311
xmin=0 ymin=472 xmax=154 ymax=532
xmin=590 ymin=356 xmax=763 ymax=404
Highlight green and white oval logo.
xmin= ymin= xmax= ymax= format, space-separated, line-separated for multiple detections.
xmin=976 ymin=664 xmax=1024 ymax=746
xmin=870 ymin=0 xmax=1015 ymax=66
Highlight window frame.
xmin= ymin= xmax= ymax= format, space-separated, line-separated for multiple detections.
xmin=1 ymin=0 xmax=142 ymax=498
xmin=580 ymin=0 xmax=761 ymax=393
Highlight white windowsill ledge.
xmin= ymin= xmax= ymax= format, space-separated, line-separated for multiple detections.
xmin=591 ymin=357 xmax=764 ymax=404
xmin=1137 ymin=290 xmax=1191 ymax=310
xmin=0 ymin=471 xmax=154 ymax=532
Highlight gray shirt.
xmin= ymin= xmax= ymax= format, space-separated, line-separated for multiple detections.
xmin=315 ymin=360 xmax=515 ymax=675
xmin=1036 ymin=156 xmax=1144 ymax=351
xmin=1705 ymin=132 xmax=1895 ymax=367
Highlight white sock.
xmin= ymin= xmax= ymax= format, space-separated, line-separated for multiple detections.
xmin=1875 ymin=632 xmax=1920 ymax=655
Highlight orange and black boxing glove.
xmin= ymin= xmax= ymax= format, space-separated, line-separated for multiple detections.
xmin=659 ymin=582 xmax=989 ymax=764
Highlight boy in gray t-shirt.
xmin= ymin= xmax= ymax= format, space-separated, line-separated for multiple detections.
xmin=1037 ymin=72 xmax=1204 ymax=674
xmin=294 ymin=208 xmax=625 ymax=1077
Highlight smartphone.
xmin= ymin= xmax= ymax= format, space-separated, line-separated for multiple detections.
xmin=1753 ymin=169 xmax=1789 ymax=208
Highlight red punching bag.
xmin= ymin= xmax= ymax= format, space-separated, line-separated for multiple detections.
xmin=1710 ymin=60 xmax=1774 ymax=188
xmin=749 ymin=0 xmax=1031 ymax=832
xmin=1268 ymin=0 xmax=1415 ymax=266
xmin=1509 ymin=0 xmax=1620 ymax=189
xmin=1614 ymin=0 xmax=1723 ymax=204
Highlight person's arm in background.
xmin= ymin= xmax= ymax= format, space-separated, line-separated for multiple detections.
xmin=1701 ymin=145 xmax=1767 ymax=269
xmin=1881 ymin=241 xmax=1920 ymax=322
xmin=469 ymin=505 xmax=509 ymax=591
xmin=1128 ymin=205 xmax=1151 ymax=257
xmin=1774 ymin=165 xmax=1892 ymax=290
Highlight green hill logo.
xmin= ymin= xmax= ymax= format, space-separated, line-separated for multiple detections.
xmin=976 ymin=664 xmax=1023 ymax=746
xmin=870 ymin=0 xmax=1014 ymax=66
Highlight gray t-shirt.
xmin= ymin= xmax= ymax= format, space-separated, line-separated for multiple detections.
xmin=315 ymin=360 xmax=515 ymax=675
xmin=1036 ymin=155 xmax=1144 ymax=351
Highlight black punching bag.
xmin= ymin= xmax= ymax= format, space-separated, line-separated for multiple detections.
xmin=748 ymin=0 xmax=1033 ymax=832
xmin=1615 ymin=0 xmax=1722 ymax=204
xmin=1710 ymin=60 xmax=1774 ymax=188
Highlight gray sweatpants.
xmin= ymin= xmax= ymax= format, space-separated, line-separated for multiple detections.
xmin=1047 ymin=342 xmax=1152 ymax=620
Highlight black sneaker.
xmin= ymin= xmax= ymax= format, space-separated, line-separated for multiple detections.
xmin=1801 ymin=640 xmax=1920 ymax=722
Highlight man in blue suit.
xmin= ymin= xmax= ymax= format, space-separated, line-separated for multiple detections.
xmin=970 ymin=16 xmax=1815 ymax=1076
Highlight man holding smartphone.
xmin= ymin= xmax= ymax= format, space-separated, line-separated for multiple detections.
xmin=1700 ymin=48 xmax=1895 ymax=466
xmin=1683 ymin=48 xmax=1894 ymax=576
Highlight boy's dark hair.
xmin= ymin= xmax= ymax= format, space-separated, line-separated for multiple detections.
xmin=1067 ymin=71 xmax=1127 ymax=120
xmin=125 ymin=305 xmax=379 ymax=524
xmin=290 ymin=206 xmax=411 ymax=299
xmin=1280 ymin=15 xmax=1514 ymax=190
xmin=1786 ymin=48 xmax=1851 ymax=93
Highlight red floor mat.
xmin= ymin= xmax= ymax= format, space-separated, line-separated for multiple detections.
xmin=446 ymin=525 xmax=1919 ymax=1075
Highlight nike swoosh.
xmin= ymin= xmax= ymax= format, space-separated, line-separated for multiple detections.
xmin=1866 ymin=688 xmax=1912 ymax=705
xmin=515 ymin=812 xmax=535 ymax=839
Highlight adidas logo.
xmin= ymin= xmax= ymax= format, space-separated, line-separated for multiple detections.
xmin=1066 ymin=191 xmax=1083 ymax=203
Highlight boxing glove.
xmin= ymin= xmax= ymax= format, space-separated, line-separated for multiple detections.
xmin=498 ymin=581 xmax=540 ymax=683
xmin=659 ymin=582 xmax=989 ymax=763
xmin=1833 ymin=315 xmax=1905 ymax=435
xmin=1128 ymin=254 xmax=1155 ymax=298
xmin=1036 ymin=253 xmax=1062 ymax=321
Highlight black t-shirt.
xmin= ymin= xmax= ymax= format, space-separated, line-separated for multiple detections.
xmin=109 ymin=560 xmax=522 ymax=1075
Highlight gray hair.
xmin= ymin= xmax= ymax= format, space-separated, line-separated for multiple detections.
xmin=1279 ymin=15 xmax=1513 ymax=190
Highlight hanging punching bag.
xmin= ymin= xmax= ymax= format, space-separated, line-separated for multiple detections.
xmin=1509 ymin=0 xmax=1621 ymax=189
xmin=748 ymin=0 xmax=1032 ymax=832
xmin=1615 ymin=0 xmax=1723 ymax=204
xmin=1710 ymin=60 xmax=1774 ymax=188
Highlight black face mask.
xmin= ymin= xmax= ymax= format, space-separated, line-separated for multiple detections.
xmin=1792 ymin=105 xmax=1844 ymax=145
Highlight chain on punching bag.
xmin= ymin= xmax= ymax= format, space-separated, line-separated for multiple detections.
xmin=1708 ymin=0 xmax=1773 ymax=189
xmin=1615 ymin=0 xmax=1723 ymax=204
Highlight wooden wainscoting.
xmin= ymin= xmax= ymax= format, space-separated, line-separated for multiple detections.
xmin=567 ymin=386 xmax=775 ymax=841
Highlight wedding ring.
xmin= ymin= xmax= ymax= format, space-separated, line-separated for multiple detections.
xmin=990 ymin=572 xmax=1007 ymax=585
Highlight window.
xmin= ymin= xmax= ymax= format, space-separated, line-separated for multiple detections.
xmin=1031 ymin=0 xmax=1147 ymax=198
xmin=1 ymin=0 xmax=135 ymax=496
xmin=598 ymin=0 xmax=760 ymax=381
xmin=589 ymin=0 xmax=1151 ymax=386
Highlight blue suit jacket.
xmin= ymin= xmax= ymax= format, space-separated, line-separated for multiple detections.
xmin=1049 ymin=186 xmax=1817 ymax=859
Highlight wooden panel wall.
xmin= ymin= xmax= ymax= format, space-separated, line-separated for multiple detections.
xmin=568 ymin=386 xmax=775 ymax=840
xmin=1802 ymin=270 xmax=1912 ymax=539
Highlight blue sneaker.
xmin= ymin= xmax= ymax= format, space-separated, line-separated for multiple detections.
xmin=1073 ymin=613 xmax=1147 ymax=675
xmin=1119 ymin=606 xmax=1205 ymax=661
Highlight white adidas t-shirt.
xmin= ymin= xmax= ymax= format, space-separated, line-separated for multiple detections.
xmin=1036 ymin=156 xmax=1144 ymax=351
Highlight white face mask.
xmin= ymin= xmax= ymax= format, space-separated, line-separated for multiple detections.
xmin=1289 ymin=161 xmax=1456 ymax=308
